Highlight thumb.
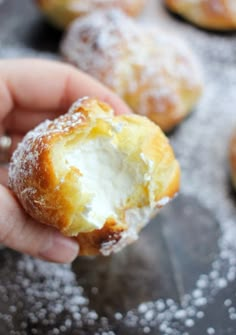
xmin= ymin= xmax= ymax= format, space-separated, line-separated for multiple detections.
xmin=0 ymin=184 xmax=79 ymax=263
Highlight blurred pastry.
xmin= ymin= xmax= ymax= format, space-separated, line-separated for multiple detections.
xmin=61 ymin=10 xmax=203 ymax=132
xmin=36 ymin=0 xmax=145 ymax=29
xmin=9 ymin=97 xmax=180 ymax=256
xmin=165 ymin=0 xmax=236 ymax=30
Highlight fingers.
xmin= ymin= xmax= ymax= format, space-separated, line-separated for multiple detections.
xmin=0 ymin=184 xmax=79 ymax=263
xmin=0 ymin=76 xmax=12 ymax=122
xmin=0 ymin=58 xmax=131 ymax=262
xmin=3 ymin=108 xmax=62 ymax=134
xmin=0 ymin=59 xmax=131 ymax=120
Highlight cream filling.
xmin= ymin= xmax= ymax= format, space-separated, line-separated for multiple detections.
xmin=64 ymin=138 xmax=144 ymax=229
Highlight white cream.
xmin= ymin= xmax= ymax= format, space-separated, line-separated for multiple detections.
xmin=64 ymin=138 xmax=143 ymax=228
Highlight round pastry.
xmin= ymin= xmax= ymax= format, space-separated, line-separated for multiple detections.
xmin=61 ymin=10 xmax=203 ymax=133
xmin=9 ymin=97 xmax=180 ymax=256
xmin=36 ymin=0 xmax=145 ymax=29
xmin=165 ymin=0 xmax=236 ymax=30
xmin=229 ymin=131 xmax=236 ymax=189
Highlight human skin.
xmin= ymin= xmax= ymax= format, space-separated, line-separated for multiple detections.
xmin=0 ymin=59 xmax=131 ymax=263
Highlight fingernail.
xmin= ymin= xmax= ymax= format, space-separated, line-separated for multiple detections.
xmin=39 ymin=232 xmax=79 ymax=263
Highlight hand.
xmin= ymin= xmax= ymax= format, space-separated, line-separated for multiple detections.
xmin=0 ymin=59 xmax=131 ymax=263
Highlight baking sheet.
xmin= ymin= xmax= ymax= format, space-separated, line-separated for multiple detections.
xmin=1 ymin=0 xmax=236 ymax=334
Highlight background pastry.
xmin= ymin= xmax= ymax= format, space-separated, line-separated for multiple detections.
xmin=9 ymin=97 xmax=180 ymax=256
xmin=36 ymin=0 xmax=145 ymax=29
xmin=165 ymin=0 xmax=236 ymax=30
xmin=229 ymin=130 xmax=236 ymax=189
xmin=61 ymin=10 xmax=203 ymax=132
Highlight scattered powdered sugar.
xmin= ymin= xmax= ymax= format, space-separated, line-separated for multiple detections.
xmin=0 ymin=252 xmax=106 ymax=334
xmin=207 ymin=327 xmax=216 ymax=334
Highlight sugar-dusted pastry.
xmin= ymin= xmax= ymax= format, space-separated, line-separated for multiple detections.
xmin=36 ymin=0 xmax=145 ymax=29
xmin=229 ymin=130 xmax=236 ymax=189
xmin=165 ymin=0 xmax=236 ymax=30
xmin=61 ymin=10 xmax=203 ymax=132
xmin=9 ymin=97 xmax=180 ymax=256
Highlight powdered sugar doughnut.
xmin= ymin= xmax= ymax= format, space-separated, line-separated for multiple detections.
xmin=36 ymin=0 xmax=145 ymax=29
xmin=165 ymin=0 xmax=236 ymax=30
xmin=61 ymin=10 xmax=203 ymax=132
xmin=9 ymin=97 xmax=180 ymax=256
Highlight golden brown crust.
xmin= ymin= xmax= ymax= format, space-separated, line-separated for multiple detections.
xmin=165 ymin=0 xmax=236 ymax=30
xmin=36 ymin=0 xmax=145 ymax=29
xmin=229 ymin=131 xmax=236 ymax=189
xmin=9 ymin=97 xmax=180 ymax=256
xmin=77 ymin=219 xmax=125 ymax=256
xmin=61 ymin=10 xmax=203 ymax=133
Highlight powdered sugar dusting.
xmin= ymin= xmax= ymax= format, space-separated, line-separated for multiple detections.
xmin=100 ymin=204 xmax=162 ymax=256
xmin=9 ymin=107 xmax=85 ymax=195
xmin=119 ymin=11 xmax=236 ymax=333
xmin=68 ymin=0 xmax=144 ymax=15
xmin=61 ymin=9 xmax=202 ymax=125
xmin=8 ymin=120 xmax=50 ymax=196
xmin=168 ymin=0 xmax=236 ymax=18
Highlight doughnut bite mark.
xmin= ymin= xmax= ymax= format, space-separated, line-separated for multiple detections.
xmin=165 ymin=0 xmax=236 ymax=31
xmin=61 ymin=10 xmax=203 ymax=132
xmin=9 ymin=97 xmax=180 ymax=256
xmin=36 ymin=0 xmax=145 ymax=29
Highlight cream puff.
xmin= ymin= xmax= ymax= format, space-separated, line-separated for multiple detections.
xmin=165 ymin=0 xmax=236 ymax=31
xmin=61 ymin=10 xmax=203 ymax=132
xmin=9 ymin=97 xmax=180 ymax=256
